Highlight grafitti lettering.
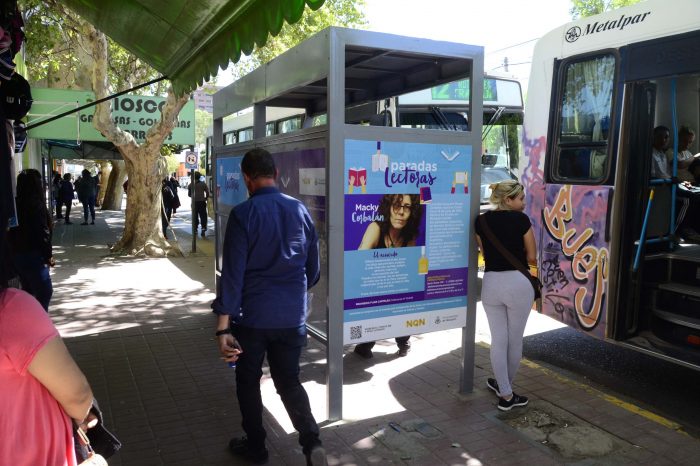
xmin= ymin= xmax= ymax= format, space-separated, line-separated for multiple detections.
xmin=542 ymin=255 xmax=569 ymax=291
xmin=543 ymin=185 xmax=608 ymax=329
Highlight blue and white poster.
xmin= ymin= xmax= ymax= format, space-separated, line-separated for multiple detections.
xmin=343 ymin=139 xmax=471 ymax=344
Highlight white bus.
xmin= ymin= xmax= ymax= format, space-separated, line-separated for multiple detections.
xmin=520 ymin=0 xmax=700 ymax=368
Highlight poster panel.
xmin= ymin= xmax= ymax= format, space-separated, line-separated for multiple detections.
xmin=343 ymin=139 xmax=471 ymax=344
xmin=215 ymin=148 xmax=328 ymax=332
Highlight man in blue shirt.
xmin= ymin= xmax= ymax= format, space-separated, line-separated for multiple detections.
xmin=212 ymin=148 xmax=324 ymax=465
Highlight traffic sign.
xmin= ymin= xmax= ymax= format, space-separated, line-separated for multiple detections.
xmin=185 ymin=151 xmax=198 ymax=169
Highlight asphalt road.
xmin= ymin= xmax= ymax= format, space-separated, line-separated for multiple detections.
xmin=522 ymin=326 xmax=700 ymax=438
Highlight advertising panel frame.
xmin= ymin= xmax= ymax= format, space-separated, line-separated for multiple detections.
xmin=212 ymin=27 xmax=483 ymax=420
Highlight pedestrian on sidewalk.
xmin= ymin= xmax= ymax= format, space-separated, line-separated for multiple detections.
xmin=169 ymin=174 xmax=181 ymax=216
xmin=76 ymin=169 xmax=97 ymax=225
xmin=51 ymin=171 xmax=61 ymax=217
xmin=474 ymin=180 xmax=537 ymax=412
xmin=0 ymin=216 xmax=95 ymax=466
xmin=161 ymin=178 xmax=175 ymax=239
xmin=8 ymin=169 xmax=54 ymax=311
xmin=188 ymin=172 xmax=209 ymax=238
xmin=57 ymin=173 xmax=74 ymax=223
xmin=212 ymin=148 xmax=326 ymax=466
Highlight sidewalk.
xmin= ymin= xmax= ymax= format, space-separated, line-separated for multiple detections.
xmin=48 ymin=208 xmax=700 ymax=465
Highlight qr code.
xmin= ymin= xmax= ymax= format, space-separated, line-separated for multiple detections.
xmin=349 ymin=325 xmax=362 ymax=340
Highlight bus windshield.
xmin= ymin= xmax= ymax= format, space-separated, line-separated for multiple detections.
xmin=398 ymin=77 xmax=524 ymax=173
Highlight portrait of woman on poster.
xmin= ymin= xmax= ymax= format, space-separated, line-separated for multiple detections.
xmin=358 ymin=194 xmax=422 ymax=250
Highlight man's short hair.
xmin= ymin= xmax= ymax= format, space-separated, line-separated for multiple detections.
xmin=242 ymin=148 xmax=276 ymax=179
xmin=654 ymin=125 xmax=670 ymax=137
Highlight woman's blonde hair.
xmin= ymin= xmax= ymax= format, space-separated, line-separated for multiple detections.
xmin=489 ymin=179 xmax=524 ymax=209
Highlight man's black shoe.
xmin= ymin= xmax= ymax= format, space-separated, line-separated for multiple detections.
xmin=353 ymin=344 xmax=373 ymax=359
xmin=305 ymin=444 xmax=327 ymax=466
xmin=486 ymin=378 xmax=499 ymax=395
xmin=397 ymin=345 xmax=410 ymax=357
xmin=229 ymin=437 xmax=269 ymax=464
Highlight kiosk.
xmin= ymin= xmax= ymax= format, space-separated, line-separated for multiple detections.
xmin=212 ymin=27 xmax=483 ymax=420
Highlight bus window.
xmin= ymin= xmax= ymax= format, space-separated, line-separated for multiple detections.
xmin=224 ymin=131 xmax=235 ymax=145
xmin=266 ymin=122 xmax=275 ymax=136
xmin=553 ymin=54 xmax=615 ymax=183
xmin=278 ymin=116 xmax=303 ymax=134
xmin=238 ymin=128 xmax=253 ymax=142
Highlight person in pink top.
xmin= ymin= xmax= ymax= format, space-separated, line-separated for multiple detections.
xmin=0 ymin=286 xmax=94 ymax=465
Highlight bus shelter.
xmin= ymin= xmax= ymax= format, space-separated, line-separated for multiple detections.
xmin=212 ymin=27 xmax=483 ymax=420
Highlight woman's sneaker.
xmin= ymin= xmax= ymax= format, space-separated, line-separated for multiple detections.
xmin=498 ymin=393 xmax=528 ymax=411
xmin=486 ymin=378 xmax=499 ymax=395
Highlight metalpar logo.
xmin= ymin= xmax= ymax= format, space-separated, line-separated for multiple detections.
xmin=565 ymin=11 xmax=651 ymax=43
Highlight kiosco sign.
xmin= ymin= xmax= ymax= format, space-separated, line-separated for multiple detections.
xmin=28 ymin=88 xmax=195 ymax=145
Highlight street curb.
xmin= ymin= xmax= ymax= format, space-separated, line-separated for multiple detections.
xmin=475 ymin=341 xmax=689 ymax=437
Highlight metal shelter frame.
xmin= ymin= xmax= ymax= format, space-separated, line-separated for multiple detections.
xmin=212 ymin=27 xmax=484 ymax=420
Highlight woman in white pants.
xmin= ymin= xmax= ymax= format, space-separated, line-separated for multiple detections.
xmin=474 ymin=180 xmax=537 ymax=411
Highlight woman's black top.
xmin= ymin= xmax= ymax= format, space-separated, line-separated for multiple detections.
xmin=474 ymin=210 xmax=531 ymax=272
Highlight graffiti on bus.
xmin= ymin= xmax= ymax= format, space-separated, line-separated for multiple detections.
xmin=542 ymin=184 xmax=609 ymax=334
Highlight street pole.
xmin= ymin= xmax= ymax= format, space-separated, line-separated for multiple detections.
xmin=191 ymin=168 xmax=196 ymax=252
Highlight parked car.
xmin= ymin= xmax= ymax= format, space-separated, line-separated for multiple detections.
xmin=480 ymin=166 xmax=517 ymax=204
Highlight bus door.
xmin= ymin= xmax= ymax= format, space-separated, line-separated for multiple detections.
xmin=540 ymin=53 xmax=616 ymax=339
xmin=611 ymin=80 xmax=656 ymax=340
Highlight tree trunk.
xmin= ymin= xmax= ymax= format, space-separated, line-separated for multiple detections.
xmin=86 ymin=23 xmax=188 ymax=257
xmin=96 ymin=162 xmax=111 ymax=206
xmin=101 ymin=160 xmax=124 ymax=210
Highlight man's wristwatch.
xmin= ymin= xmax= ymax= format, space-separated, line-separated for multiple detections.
xmin=215 ymin=328 xmax=232 ymax=337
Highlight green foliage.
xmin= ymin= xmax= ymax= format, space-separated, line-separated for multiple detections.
xmin=195 ymin=109 xmax=213 ymax=146
xmin=163 ymin=154 xmax=180 ymax=175
xmin=20 ymin=0 xmax=163 ymax=94
xmin=21 ymin=0 xmax=79 ymax=85
xmin=230 ymin=0 xmax=366 ymax=79
xmin=570 ymin=0 xmax=641 ymax=19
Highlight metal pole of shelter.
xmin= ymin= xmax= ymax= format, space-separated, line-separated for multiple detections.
xmin=326 ymin=29 xmax=346 ymax=421
xmin=460 ymin=51 xmax=484 ymax=394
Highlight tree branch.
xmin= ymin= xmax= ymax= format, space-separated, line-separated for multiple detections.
xmin=85 ymin=23 xmax=138 ymax=151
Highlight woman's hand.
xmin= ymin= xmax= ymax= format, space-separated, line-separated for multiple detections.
xmin=78 ymin=412 xmax=99 ymax=432
xmin=48 ymin=257 xmax=56 ymax=267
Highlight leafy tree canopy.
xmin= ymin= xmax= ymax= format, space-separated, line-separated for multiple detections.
xmin=194 ymin=109 xmax=212 ymax=147
xmin=570 ymin=0 xmax=641 ymax=19
xmin=20 ymin=0 xmax=167 ymax=95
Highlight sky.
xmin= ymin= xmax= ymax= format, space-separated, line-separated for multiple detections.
xmin=362 ymin=0 xmax=572 ymax=91
xmin=217 ymin=0 xmax=572 ymax=93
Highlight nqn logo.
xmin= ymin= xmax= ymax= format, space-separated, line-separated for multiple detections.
xmin=406 ymin=318 xmax=425 ymax=328
xmin=565 ymin=26 xmax=582 ymax=42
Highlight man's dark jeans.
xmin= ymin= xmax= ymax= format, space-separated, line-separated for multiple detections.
xmin=232 ymin=324 xmax=320 ymax=453
xmin=194 ymin=201 xmax=207 ymax=232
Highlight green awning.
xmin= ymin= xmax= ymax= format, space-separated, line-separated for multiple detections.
xmin=62 ymin=0 xmax=326 ymax=95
